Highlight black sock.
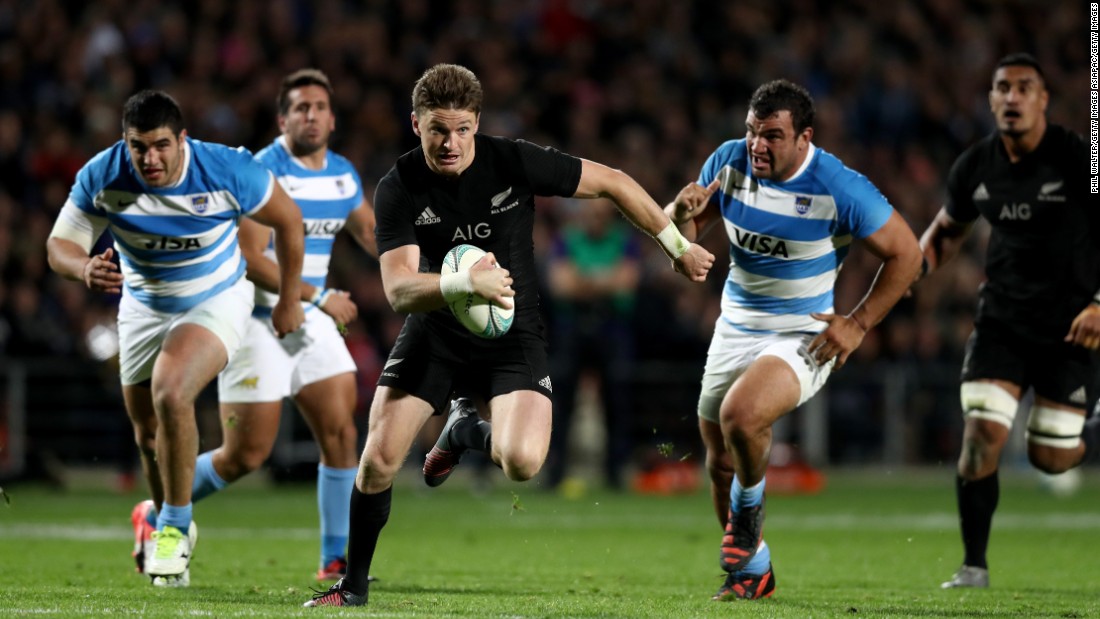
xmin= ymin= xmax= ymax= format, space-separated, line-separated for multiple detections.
xmin=344 ymin=485 xmax=391 ymax=595
xmin=956 ymin=472 xmax=998 ymax=570
xmin=452 ymin=417 xmax=492 ymax=453
xmin=1081 ymin=416 xmax=1100 ymax=463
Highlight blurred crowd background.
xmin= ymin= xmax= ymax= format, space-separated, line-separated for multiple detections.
xmin=0 ymin=0 xmax=1092 ymax=489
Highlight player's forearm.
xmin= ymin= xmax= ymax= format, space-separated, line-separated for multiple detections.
xmin=46 ymin=237 xmax=91 ymax=282
xmin=270 ymin=227 xmax=304 ymax=303
xmin=850 ymin=250 xmax=922 ymax=330
xmin=384 ymin=273 xmax=449 ymax=314
xmin=919 ymin=210 xmax=970 ymax=274
xmin=242 ymin=252 xmax=318 ymax=302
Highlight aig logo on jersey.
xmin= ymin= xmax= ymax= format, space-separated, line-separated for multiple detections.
xmin=453 ymin=223 xmax=491 ymax=241
xmin=999 ymin=203 xmax=1031 ymax=221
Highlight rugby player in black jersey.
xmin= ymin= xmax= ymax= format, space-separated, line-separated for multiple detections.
xmin=915 ymin=53 xmax=1100 ymax=589
xmin=304 ymin=63 xmax=714 ymax=607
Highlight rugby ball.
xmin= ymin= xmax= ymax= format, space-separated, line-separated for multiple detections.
xmin=441 ymin=244 xmax=514 ymax=339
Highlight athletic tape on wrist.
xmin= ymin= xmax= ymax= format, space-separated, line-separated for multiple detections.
xmin=310 ymin=287 xmax=334 ymax=308
xmin=440 ymin=271 xmax=474 ymax=303
xmin=655 ymin=222 xmax=690 ymax=259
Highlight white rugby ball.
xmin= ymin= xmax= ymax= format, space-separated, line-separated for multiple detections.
xmin=441 ymin=244 xmax=514 ymax=339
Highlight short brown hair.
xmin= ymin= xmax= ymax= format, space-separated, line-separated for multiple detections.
xmin=277 ymin=68 xmax=334 ymax=115
xmin=411 ymin=64 xmax=483 ymax=117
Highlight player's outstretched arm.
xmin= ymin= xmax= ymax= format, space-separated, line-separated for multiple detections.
xmin=573 ymin=159 xmax=714 ymax=282
xmin=809 ymin=211 xmax=922 ymax=369
xmin=248 ymin=183 xmax=305 ymax=337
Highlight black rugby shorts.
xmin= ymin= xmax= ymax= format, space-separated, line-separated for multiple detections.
xmin=377 ymin=313 xmax=553 ymax=414
xmin=961 ymin=316 xmax=1092 ymax=408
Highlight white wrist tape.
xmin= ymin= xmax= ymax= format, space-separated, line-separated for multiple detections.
xmin=439 ymin=271 xmax=474 ymax=303
xmin=655 ymin=221 xmax=691 ymax=259
xmin=309 ymin=287 xmax=334 ymax=308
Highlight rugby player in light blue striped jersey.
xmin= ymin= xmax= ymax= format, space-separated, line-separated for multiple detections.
xmin=665 ymin=79 xmax=922 ymax=601
xmin=46 ymin=90 xmax=305 ymax=587
xmin=202 ymin=69 xmax=376 ymax=582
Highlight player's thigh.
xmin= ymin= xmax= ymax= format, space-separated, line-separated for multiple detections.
xmin=488 ymin=389 xmax=552 ymax=462
xmin=722 ymin=355 xmax=802 ymax=430
xmin=697 ymin=319 xmax=764 ymax=425
xmin=363 ymin=386 xmax=435 ymax=471
xmin=155 ymin=278 xmax=255 ymax=399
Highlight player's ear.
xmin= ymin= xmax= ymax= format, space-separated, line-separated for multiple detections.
xmin=411 ymin=111 xmax=421 ymax=137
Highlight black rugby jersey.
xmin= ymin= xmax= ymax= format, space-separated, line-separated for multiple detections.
xmin=375 ymin=134 xmax=582 ymax=337
xmin=945 ymin=124 xmax=1097 ymax=340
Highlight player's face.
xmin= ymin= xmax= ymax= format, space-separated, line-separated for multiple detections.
xmin=989 ymin=66 xmax=1048 ymax=138
xmin=744 ymin=110 xmax=812 ymax=182
xmin=412 ymin=108 xmax=479 ymax=177
xmin=125 ymin=127 xmax=186 ymax=187
xmin=279 ymin=84 xmax=335 ymax=156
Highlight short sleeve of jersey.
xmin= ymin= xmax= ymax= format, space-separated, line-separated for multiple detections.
xmin=697 ymin=140 xmax=742 ymax=187
xmin=374 ymin=170 xmax=416 ymax=255
xmin=223 ymin=146 xmax=276 ymax=215
xmin=515 ymin=140 xmax=582 ymax=197
xmin=835 ymin=170 xmax=894 ymax=239
xmin=944 ymin=151 xmax=980 ymax=224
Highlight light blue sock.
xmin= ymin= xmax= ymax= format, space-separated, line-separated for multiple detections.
xmin=738 ymin=540 xmax=772 ymax=576
xmin=145 ymin=504 xmax=158 ymax=527
xmin=157 ymin=502 xmax=192 ymax=532
xmin=730 ymin=475 xmax=765 ymax=514
xmin=192 ymin=451 xmax=228 ymax=502
xmin=318 ymin=464 xmax=356 ymax=566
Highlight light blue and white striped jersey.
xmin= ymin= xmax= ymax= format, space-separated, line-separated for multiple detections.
xmin=59 ymin=137 xmax=275 ymax=313
xmin=252 ymin=135 xmax=364 ymax=316
xmin=699 ymin=140 xmax=893 ymax=334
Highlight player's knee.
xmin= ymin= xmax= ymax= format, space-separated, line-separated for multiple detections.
xmin=499 ymin=448 xmax=544 ymax=482
xmin=1026 ymin=446 xmax=1076 ymax=474
xmin=720 ymin=403 xmax=769 ymax=445
xmin=220 ymin=446 xmax=267 ymax=479
xmin=361 ymin=448 xmax=401 ymax=484
xmin=1025 ymin=405 xmax=1084 ymax=472
xmin=151 ymin=384 xmax=190 ymax=416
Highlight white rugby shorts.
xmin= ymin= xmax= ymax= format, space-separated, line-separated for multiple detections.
xmin=697 ymin=318 xmax=834 ymax=423
xmin=118 ymin=277 xmax=255 ymax=386
xmin=217 ymin=307 xmax=357 ymax=403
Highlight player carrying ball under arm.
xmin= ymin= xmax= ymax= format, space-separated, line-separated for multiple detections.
xmin=304 ymin=63 xmax=714 ymax=608
xmin=914 ymin=53 xmax=1100 ymax=590
xmin=671 ymin=79 xmax=921 ymax=601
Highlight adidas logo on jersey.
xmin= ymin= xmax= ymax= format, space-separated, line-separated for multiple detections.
xmin=415 ymin=206 xmax=442 ymax=226
xmin=538 ymin=376 xmax=553 ymax=393
xmin=972 ymin=183 xmax=990 ymax=201
xmin=1068 ymin=386 xmax=1087 ymax=405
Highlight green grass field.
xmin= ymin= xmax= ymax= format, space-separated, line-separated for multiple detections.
xmin=0 ymin=468 xmax=1097 ymax=618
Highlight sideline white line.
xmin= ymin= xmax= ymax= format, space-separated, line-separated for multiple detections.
xmin=4 ymin=511 xmax=1100 ymax=541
